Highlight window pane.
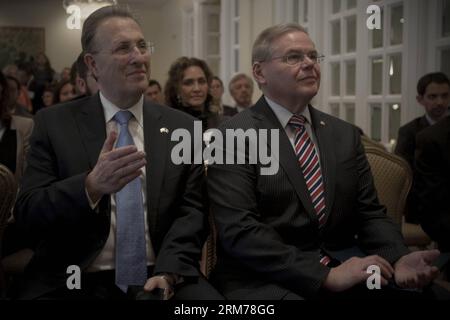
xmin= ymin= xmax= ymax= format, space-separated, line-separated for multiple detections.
xmin=331 ymin=20 xmax=341 ymax=55
xmin=234 ymin=49 xmax=239 ymax=73
xmin=331 ymin=63 xmax=341 ymax=96
xmin=330 ymin=103 xmax=340 ymax=117
xmin=371 ymin=8 xmax=383 ymax=48
xmin=389 ymin=103 xmax=401 ymax=144
xmin=346 ymin=16 xmax=356 ymax=52
xmin=370 ymin=104 xmax=382 ymax=142
xmin=389 ymin=54 xmax=402 ymax=94
xmin=371 ymin=57 xmax=383 ymax=95
xmin=345 ymin=61 xmax=356 ymax=95
xmin=234 ymin=0 xmax=239 ymax=17
xmin=207 ymin=58 xmax=219 ymax=76
xmin=207 ymin=36 xmax=219 ymax=55
xmin=443 ymin=0 xmax=450 ymax=37
xmin=208 ymin=14 xmax=220 ymax=33
xmin=304 ymin=0 xmax=309 ymax=23
xmin=390 ymin=5 xmax=403 ymax=45
xmin=441 ymin=48 xmax=450 ymax=79
xmin=344 ymin=103 xmax=355 ymax=124
xmin=332 ymin=0 xmax=341 ymax=14
xmin=347 ymin=0 xmax=357 ymax=9
xmin=234 ymin=22 xmax=239 ymax=45
xmin=293 ymin=0 xmax=300 ymax=22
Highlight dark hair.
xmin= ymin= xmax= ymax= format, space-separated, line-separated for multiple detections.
xmin=164 ymin=56 xmax=213 ymax=109
xmin=81 ymin=5 xmax=139 ymax=54
xmin=417 ymin=72 xmax=450 ymax=96
xmin=0 ymin=72 xmax=11 ymax=127
xmin=148 ymin=79 xmax=162 ymax=91
xmin=212 ymin=76 xmax=224 ymax=87
xmin=54 ymin=80 xmax=74 ymax=104
xmin=71 ymin=52 xmax=89 ymax=82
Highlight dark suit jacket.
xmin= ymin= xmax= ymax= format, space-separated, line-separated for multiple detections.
xmin=223 ymin=105 xmax=238 ymax=117
xmin=14 ymin=93 xmax=207 ymax=299
xmin=395 ymin=115 xmax=430 ymax=169
xmin=415 ymin=116 xmax=450 ymax=251
xmin=395 ymin=116 xmax=430 ymax=223
xmin=207 ymin=96 xmax=409 ymax=299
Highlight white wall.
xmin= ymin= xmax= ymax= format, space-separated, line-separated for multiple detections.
xmin=239 ymin=0 xmax=277 ymax=103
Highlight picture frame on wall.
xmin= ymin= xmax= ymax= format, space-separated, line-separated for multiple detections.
xmin=0 ymin=26 xmax=45 ymax=69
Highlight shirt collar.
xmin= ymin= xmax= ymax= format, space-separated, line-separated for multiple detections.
xmin=100 ymin=91 xmax=144 ymax=127
xmin=264 ymin=96 xmax=312 ymax=129
xmin=425 ymin=109 xmax=450 ymax=126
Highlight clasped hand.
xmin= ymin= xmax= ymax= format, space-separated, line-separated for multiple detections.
xmin=323 ymin=250 xmax=440 ymax=292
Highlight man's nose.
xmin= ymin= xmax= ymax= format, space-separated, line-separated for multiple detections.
xmin=130 ymin=46 xmax=149 ymax=62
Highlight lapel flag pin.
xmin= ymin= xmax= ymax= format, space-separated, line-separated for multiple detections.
xmin=160 ymin=127 xmax=169 ymax=134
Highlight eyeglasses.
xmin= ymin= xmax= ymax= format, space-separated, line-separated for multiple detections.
xmin=93 ymin=40 xmax=155 ymax=56
xmin=267 ymin=51 xmax=325 ymax=66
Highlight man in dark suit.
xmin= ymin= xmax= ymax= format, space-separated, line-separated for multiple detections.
xmin=13 ymin=6 xmax=220 ymax=300
xmin=395 ymin=72 xmax=450 ymax=223
xmin=415 ymin=115 xmax=450 ymax=252
xmin=207 ymin=23 xmax=441 ymax=299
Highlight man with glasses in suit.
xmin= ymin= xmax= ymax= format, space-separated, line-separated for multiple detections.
xmin=14 ymin=6 xmax=221 ymax=300
xmin=207 ymin=23 xmax=443 ymax=300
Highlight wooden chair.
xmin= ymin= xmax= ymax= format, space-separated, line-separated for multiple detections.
xmin=0 ymin=165 xmax=18 ymax=296
xmin=363 ymin=143 xmax=432 ymax=248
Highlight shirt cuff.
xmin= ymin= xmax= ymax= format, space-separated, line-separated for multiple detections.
xmin=85 ymin=187 xmax=101 ymax=210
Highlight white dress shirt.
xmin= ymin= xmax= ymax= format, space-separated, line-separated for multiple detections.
xmin=0 ymin=123 xmax=5 ymax=141
xmin=265 ymin=96 xmax=322 ymax=167
xmin=87 ymin=92 xmax=156 ymax=272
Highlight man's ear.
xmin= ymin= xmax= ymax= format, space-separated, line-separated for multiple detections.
xmin=252 ymin=62 xmax=266 ymax=86
xmin=76 ymin=77 xmax=87 ymax=95
xmin=416 ymin=95 xmax=424 ymax=107
xmin=84 ymin=53 xmax=98 ymax=80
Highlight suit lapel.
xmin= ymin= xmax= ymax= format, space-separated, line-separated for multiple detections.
xmin=74 ymin=94 xmax=107 ymax=169
xmin=251 ymin=97 xmax=316 ymax=220
xmin=142 ymin=101 xmax=167 ymax=238
xmin=309 ymin=106 xmax=336 ymax=223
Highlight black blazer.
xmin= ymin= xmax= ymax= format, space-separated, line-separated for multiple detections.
xmin=14 ymin=93 xmax=207 ymax=299
xmin=415 ymin=115 xmax=450 ymax=251
xmin=395 ymin=116 xmax=431 ymax=224
xmin=207 ymin=96 xmax=408 ymax=299
xmin=395 ymin=115 xmax=430 ymax=169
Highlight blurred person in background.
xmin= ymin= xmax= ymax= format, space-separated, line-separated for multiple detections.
xmin=210 ymin=76 xmax=236 ymax=117
xmin=164 ymin=56 xmax=227 ymax=130
xmin=144 ymin=79 xmax=164 ymax=104
xmin=228 ymin=73 xmax=254 ymax=112
xmin=5 ymin=76 xmax=32 ymax=118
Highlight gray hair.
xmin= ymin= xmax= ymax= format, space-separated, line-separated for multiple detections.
xmin=81 ymin=5 xmax=139 ymax=54
xmin=252 ymin=23 xmax=308 ymax=64
xmin=228 ymin=73 xmax=254 ymax=93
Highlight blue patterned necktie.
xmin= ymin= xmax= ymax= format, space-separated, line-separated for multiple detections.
xmin=114 ymin=110 xmax=148 ymax=292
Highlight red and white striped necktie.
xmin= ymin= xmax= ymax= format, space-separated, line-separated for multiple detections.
xmin=289 ymin=114 xmax=326 ymax=224
xmin=289 ymin=114 xmax=330 ymax=265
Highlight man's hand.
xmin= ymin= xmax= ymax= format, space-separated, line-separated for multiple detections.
xmin=85 ymin=131 xmax=146 ymax=203
xmin=323 ymin=255 xmax=394 ymax=292
xmin=394 ymin=249 xmax=440 ymax=289
xmin=143 ymin=275 xmax=175 ymax=300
